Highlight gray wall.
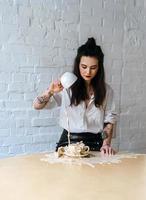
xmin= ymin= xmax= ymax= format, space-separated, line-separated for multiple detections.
xmin=0 ymin=0 xmax=146 ymax=158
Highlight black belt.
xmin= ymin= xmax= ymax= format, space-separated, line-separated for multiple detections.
xmin=56 ymin=129 xmax=103 ymax=151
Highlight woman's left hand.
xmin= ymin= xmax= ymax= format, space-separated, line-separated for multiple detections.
xmin=100 ymin=144 xmax=116 ymax=156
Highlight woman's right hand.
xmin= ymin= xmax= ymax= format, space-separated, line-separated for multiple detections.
xmin=33 ymin=80 xmax=63 ymax=110
xmin=48 ymin=80 xmax=64 ymax=94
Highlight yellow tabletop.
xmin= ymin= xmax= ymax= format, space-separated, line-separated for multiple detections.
xmin=0 ymin=153 xmax=146 ymax=200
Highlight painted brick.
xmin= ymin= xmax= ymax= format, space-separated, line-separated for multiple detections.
xmin=0 ymin=146 xmax=9 ymax=154
xmin=0 ymin=72 xmax=12 ymax=83
xmin=0 ymin=83 xmax=8 ymax=92
xmin=0 ymin=129 xmax=10 ymax=137
xmin=16 ymin=119 xmax=31 ymax=128
xmin=9 ymin=145 xmax=24 ymax=155
xmin=12 ymin=73 xmax=26 ymax=82
xmin=5 ymin=101 xmax=32 ymax=110
xmin=8 ymin=82 xmax=35 ymax=92
xmin=31 ymin=118 xmax=57 ymax=127
xmin=0 ymin=101 xmax=5 ymax=110
xmin=3 ymin=135 xmax=33 ymax=146
xmin=9 ymin=93 xmax=24 ymax=100
xmin=0 ymin=119 xmax=16 ymax=129
xmin=25 ymin=127 xmax=40 ymax=135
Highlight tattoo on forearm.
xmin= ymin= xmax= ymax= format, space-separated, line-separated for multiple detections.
xmin=36 ymin=95 xmax=49 ymax=104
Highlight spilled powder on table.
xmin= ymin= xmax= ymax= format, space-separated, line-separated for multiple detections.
xmin=40 ymin=152 xmax=142 ymax=168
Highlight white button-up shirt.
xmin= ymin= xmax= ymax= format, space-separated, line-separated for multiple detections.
xmin=47 ymin=84 xmax=117 ymax=134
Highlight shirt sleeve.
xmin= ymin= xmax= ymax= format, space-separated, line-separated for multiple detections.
xmin=104 ymin=85 xmax=117 ymax=124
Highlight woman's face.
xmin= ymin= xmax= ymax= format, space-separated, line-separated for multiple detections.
xmin=79 ymin=56 xmax=99 ymax=84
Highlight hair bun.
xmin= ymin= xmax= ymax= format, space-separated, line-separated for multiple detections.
xmin=85 ymin=37 xmax=96 ymax=48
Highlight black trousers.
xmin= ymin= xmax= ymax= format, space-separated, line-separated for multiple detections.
xmin=56 ymin=129 xmax=103 ymax=151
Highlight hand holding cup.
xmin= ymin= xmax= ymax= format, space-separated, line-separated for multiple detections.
xmin=48 ymin=80 xmax=63 ymax=94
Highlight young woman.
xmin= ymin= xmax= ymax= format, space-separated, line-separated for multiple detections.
xmin=33 ymin=38 xmax=117 ymax=155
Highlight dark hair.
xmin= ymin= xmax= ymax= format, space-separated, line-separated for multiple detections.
xmin=70 ymin=37 xmax=106 ymax=107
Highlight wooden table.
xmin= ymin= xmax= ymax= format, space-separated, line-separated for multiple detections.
xmin=0 ymin=153 xmax=146 ymax=200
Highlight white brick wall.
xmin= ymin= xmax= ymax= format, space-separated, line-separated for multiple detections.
xmin=0 ymin=0 xmax=146 ymax=158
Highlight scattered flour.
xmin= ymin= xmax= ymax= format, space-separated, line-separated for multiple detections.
xmin=41 ymin=151 xmax=141 ymax=168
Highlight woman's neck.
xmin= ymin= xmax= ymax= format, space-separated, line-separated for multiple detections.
xmin=85 ymin=80 xmax=91 ymax=88
xmin=85 ymin=82 xmax=93 ymax=97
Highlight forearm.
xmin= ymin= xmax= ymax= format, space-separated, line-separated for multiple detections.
xmin=33 ymin=90 xmax=53 ymax=110
xmin=102 ymin=123 xmax=113 ymax=146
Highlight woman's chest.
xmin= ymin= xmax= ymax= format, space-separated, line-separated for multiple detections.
xmin=66 ymin=102 xmax=104 ymax=119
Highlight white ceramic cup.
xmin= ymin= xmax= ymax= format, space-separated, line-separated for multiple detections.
xmin=65 ymin=143 xmax=89 ymax=156
xmin=60 ymin=72 xmax=77 ymax=89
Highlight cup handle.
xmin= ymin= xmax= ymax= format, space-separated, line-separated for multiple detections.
xmin=84 ymin=146 xmax=90 ymax=152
